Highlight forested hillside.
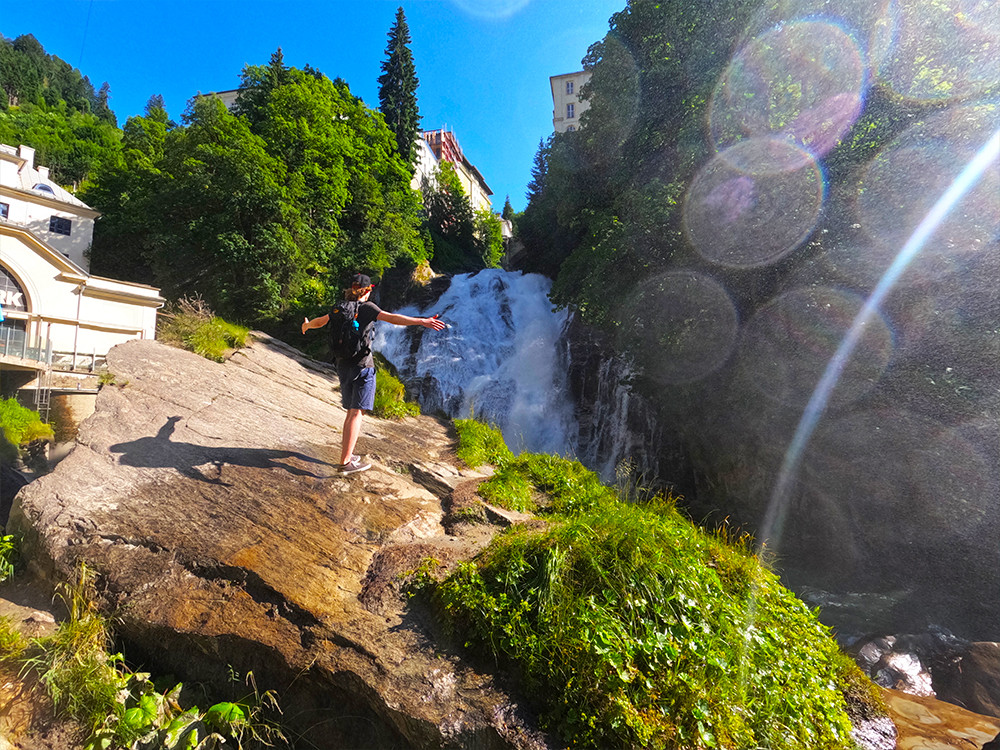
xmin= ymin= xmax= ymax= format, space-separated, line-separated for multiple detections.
xmin=0 ymin=33 xmax=119 ymax=187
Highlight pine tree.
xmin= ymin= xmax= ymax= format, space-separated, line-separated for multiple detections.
xmin=502 ymin=195 xmax=515 ymax=221
xmin=377 ymin=7 xmax=420 ymax=173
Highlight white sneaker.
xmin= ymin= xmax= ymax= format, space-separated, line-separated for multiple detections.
xmin=340 ymin=456 xmax=371 ymax=475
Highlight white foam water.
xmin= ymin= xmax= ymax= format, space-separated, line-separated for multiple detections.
xmin=375 ymin=269 xmax=578 ymax=457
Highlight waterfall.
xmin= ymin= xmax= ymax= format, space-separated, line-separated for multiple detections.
xmin=376 ymin=270 xmax=578 ymax=457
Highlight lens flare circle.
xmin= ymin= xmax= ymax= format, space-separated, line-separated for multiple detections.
xmin=685 ymin=137 xmax=824 ymax=268
xmin=738 ymin=287 xmax=894 ymax=410
xmin=856 ymin=102 xmax=1000 ymax=283
xmin=878 ymin=0 xmax=1000 ymax=102
xmin=449 ymin=0 xmax=531 ymax=20
xmin=617 ymin=271 xmax=739 ymax=385
xmin=709 ymin=20 xmax=865 ymax=158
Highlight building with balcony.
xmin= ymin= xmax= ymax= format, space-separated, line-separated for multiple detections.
xmin=1 ymin=143 xmax=163 ymax=428
xmin=550 ymin=70 xmax=592 ymax=133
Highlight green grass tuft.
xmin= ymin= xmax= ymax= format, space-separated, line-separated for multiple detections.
xmin=0 ymin=397 xmax=54 ymax=447
xmin=453 ymin=419 xmax=513 ymax=469
xmin=187 ymin=317 xmax=251 ymax=362
xmin=157 ymin=296 xmax=250 ymax=363
xmin=7 ymin=564 xmax=286 ymax=749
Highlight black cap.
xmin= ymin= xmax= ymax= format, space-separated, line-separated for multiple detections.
xmin=351 ymin=273 xmax=373 ymax=288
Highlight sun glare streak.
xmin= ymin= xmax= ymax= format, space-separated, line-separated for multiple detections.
xmin=757 ymin=127 xmax=1000 ymax=555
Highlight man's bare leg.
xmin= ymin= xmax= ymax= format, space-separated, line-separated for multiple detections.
xmin=341 ymin=408 xmax=364 ymax=466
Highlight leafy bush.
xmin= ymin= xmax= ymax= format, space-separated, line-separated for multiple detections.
xmin=372 ymin=357 xmax=420 ymax=420
xmin=437 ymin=424 xmax=867 ymax=748
xmin=158 ymin=297 xmax=251 ymax=363
xmin=0 ymin=398 xmax=55 ymax=463
xmin=453 ymin=419 xmax=513 ymax=469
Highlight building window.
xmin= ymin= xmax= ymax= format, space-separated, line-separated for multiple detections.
xmin=49 ymin=216 xmax=72 ymax=236
xmin=566 ymin=125 xmax=576 ymax=132
xmin=567 ymin=103 xmax=575 ymax=119
xmin=0 ymin=202 xmax=8 ymax=220
xmin=566 ymin=81 xmax=574 ymax=95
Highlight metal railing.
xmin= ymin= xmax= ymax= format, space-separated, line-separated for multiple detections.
xmin=0 ymin=324 xmax=49 ymax=363
xmin=0 ymin=328 xmax=104 ymax=372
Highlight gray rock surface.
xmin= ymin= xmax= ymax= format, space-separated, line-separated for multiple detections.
xmin=9 ymin=336 xmax=550 ymax=750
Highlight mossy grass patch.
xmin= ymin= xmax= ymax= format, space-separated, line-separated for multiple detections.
xmin=436 ymin=420 xmax=871 ymax=749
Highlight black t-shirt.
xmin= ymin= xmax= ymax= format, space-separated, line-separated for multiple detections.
xmin=339 ymin=300 xmax=381 ymax=368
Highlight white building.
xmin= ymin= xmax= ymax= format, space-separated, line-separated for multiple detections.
xmin=1 ymin=143 xmax=163 ymax=420
xmin=550 ymin=71 xmax=592 ymax=133
xmin=413 ymin=129 xmax=494 ymax=212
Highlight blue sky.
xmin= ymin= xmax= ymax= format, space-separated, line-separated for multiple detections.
xmin=3 ymin=0 xmax=624 ymax=211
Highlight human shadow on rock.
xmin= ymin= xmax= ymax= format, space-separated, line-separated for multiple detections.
xmin=109 ymin=416 xmax=333 ymax=485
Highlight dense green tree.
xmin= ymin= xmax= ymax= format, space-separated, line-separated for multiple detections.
xmin=422 ymin=161 xmax=475 ymax=271
xmin=87 ymin=58 xmax=425 ymax=323
xmin=422 ymin=161 xmax=503 ymax=272
xmin=474 ymin=207 xmax=504 ymax=268
xmin=94 ymin=82 xmax=117 ymax=127
xmin=150 ymin=97 xmax=302 ymax=320
xmin=0 ymin=100 xmax=121 ymax=186
xmin=83 ymin=98 xmax=173 ymax=283
xmin=521 ymin=0 xmax=765 ymax=315
xmin=377 ymin=6 xmax=421 ymax=172
xmin=247 ymin=66 xmax=425 ymax=294
xmin=233 ymin=48 xmax=290 ymax=131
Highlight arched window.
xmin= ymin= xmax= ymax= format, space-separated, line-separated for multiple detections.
xmin=33 ymin=183 xmax=55 ymax=195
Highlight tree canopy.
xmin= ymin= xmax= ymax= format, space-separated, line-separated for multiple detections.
xmin=422 ymin=161 xmax=503 ymax=272
xmin=85 ymin=57 xmax=427 ymax=323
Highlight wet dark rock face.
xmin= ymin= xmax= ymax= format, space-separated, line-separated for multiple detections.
xmin=10 ymin=337 xmax=550 ymax=750
xmin=562 ymin=314 xmax=690 ymax=490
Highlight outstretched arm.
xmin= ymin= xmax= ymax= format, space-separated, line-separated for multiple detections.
xmin=378 ymin=312 xmax=447 ymax=330
xmin=301 ymin=314 xmax=330 ymax=334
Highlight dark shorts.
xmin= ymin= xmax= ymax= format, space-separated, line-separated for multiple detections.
xmin=337 ymin=363 xmax=376 ymax=411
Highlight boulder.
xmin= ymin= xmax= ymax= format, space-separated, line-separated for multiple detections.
xmin=851 ymin=631 xmax=1000 ymax=718
xmin=9 ymin=336 xmax=550 ymax=750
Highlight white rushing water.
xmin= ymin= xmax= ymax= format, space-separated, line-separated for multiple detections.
xmin=375 ymin=269 xmax=578 ymax=457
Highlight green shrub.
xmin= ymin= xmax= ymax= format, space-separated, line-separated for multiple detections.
xmin=453 ymin=419 xmax=513 ymax=469
xmin=372 ymin=358 xmax=420 ymax=420
xmin=0 ymin=615 xmax=27 ymax=661
xmin=434 ymin=460 xmax=861 ymax=749
xmin=0 ymin=397 xmax=54 ymax=447
xmin=187 ymin=317 xmax=250 ymax=362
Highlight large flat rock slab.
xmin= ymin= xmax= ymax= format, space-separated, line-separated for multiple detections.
xmin=884 ymin=688 xmax=1000 ymax=749
xmin=9 ymin=336 xmax=547 ymax=749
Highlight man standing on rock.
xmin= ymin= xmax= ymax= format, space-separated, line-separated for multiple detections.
xmin=302 ymin=273 xmax=446 ymax=475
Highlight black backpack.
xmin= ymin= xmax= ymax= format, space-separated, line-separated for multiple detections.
xmin=328 ymin=300 xmax=375 ymax=361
